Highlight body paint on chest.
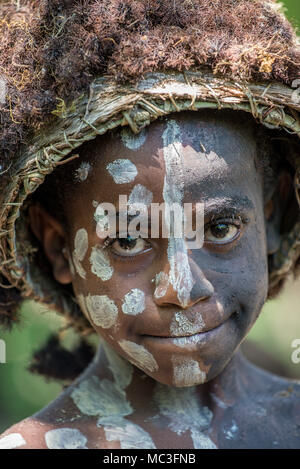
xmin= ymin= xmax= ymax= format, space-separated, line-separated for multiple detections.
xmin=153 ymin=383 xmax=217 ymax=449
xmin=45 ymin=428 xmax=88 ymax=449
xmin=0 ymin=433 xmax=26 ymax=449
xmin=71 ymin=361 xmax=156 ymax=448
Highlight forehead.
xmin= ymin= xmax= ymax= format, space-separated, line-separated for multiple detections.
xmin=75 ymin=111 xmax=260 ymax=205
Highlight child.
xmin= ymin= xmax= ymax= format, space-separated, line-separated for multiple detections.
xmin=0 ymin=0 xmax=299 ymax=449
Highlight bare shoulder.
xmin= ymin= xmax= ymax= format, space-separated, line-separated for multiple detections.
xmin=234 ymin=357 xmax=300 ymax=448
xmin=0 ymin=383 xmax=120 ymax=449
xmin=247 ymin=358 xmax=300 ymax=408
xmin=0 ymin=417 xmax=52 ymax=449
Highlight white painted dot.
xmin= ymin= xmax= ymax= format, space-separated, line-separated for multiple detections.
xmin=118 ymin=340 xmax=158 ymax=373
xmin=121 ymin=128 xmax=147 ymax=151
xmin=0 ymin=433 xmax=26 ymax=449
xmin=172 ymin=356 xmax=206 ymax=386
xmin=75 ymin=162 xmax=91 ymax=182
xmin=85 ymin=294 xmax=118 ymax=328
xmin=45 ymin=428 xmax=88 ymax=449
xmin=106 ymin=159 xmax=138 ymax=184
xmin=170 ymin=311 xmax=205 ymax=336
xmin=122 ymin=289 xmax=145 ymax=316
xmin=73 ymin=228 xmax=89 ymax=279
xmin=90 ymin=245 xmax=113 ymax=281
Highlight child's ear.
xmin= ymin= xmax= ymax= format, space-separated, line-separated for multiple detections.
xmin=264 ymin=171 xmax=292 ymax=255
xmin=29 ymin=204 xmax=72 ymax=285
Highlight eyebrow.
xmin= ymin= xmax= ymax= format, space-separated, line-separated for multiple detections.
xmin=98 ymin=195 xmax=254 ymax=235
xmin=203 ymin=196 xmax=255 ymax=218
xmin=113 ymin=196 xmax=254 ymax=219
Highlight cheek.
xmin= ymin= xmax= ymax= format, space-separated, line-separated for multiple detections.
xmin=236 ymin=222 xmax=269 ymax=314
xmin=195 ymin=220 xmax=269 ymax=322
xmin=73 ymin=257 xmax=149 ymax=338
xmin=225 ymin=227 xmax=268 ymax=329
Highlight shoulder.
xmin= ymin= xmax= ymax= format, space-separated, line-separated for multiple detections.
xmin=0 ymin=418 xmax=49 ymax=449
xmin=237 ymin=357 xmax=300 ymax=448
xmin=243 ymin=355 xmax=300 ymax=409
xmin=0 ymin=386 xmax=105 ymax=449
xmin=0 ymin=414 xmax=115 ymax=450
xmin=0 ymin=383 xmax=118 ymax=449
xmin=246 ymin=357 xmax=300 ymax=406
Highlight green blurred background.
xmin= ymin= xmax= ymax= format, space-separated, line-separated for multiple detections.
xmin=0 ymin=1 xmax=300 ymax=434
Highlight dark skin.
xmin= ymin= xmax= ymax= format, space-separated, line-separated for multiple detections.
xmin=1 ymin=112 xmax=300 ymax=449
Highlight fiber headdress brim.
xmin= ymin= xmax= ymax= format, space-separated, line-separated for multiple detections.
xmin=1 ymin=70 xmax=300 ymax=333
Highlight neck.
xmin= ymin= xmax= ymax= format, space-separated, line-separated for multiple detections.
xmin=82 ymin=338 xmax=249 ymax=411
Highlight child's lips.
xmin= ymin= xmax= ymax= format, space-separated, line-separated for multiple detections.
xmin=138 ymin=309 xmax=235 ymax=338
xmin=140 ymin=319 xmax=231 ymax=350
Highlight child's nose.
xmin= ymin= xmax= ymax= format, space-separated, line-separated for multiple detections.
xmin=153 ymin=255 xmax=214 ymax=309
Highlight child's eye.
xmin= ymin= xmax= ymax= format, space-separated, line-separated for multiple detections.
xmin=107 ymin=236 xmax=152 ymax=257
xmin=205 ymin=222 xmax=240 ymax=244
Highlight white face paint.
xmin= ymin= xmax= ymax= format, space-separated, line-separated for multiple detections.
xmin=154 ymin=384 xmax=217 ymax=449
xmin=75 ymin=162 xmax=91 ymax=182
xmin=106 ymin=159 xmax=138 ymax=184
xmin=172 ymin=356 xmax=206 ymax=386
xmin=71 ymin=374 xmax=156 ymax=449
xmin=73 ymin=228 xmax=89 ymax=279
xmin=118 ymin=340 xmax=158 ymax=373
xmin=90 ymin=245 xmax=113 ymax=281
xmin=154 ymin=271 xmax=169 ymax=299
xmin=122 ymin=289 xmax=145 ymax=316
xmin=45 ymin=428 xmax=88 ymax=449
xmin=94 ymin=204 xmax=110 ymax=234
xmin=85 ymin=294 xmax=118 ymax=329
xmin=170 ymin=311 xmax=205 ymax=336
xmin=167 ymin=238 xmax=195 ymax=307
xmin=0 ymin=433 xmax=26 ymax=449
xmin=127 ymin=184 xmax=153 ymax=216
xmin=121 ymin=128 xmax=147 ymax=151
xmin=161 ymin=120 xmax=194 ymax=307
xmin=170 ymin=334 xmax=207 ymax=348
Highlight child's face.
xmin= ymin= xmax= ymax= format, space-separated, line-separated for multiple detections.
xmin=62 ymin=112 xmax=269 ymax=386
